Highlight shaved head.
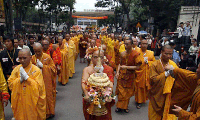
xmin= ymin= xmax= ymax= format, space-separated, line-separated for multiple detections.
xmin=33 ymin=42 xmax=43 ymax=57
xmin=162 ymin=45 xmax=173 ymax=51
xmin=42 ymin=40 xmax=49 ymax=51
xmin=19 ymin=48 xmax=31 ymax=56
xmin=18 ymin=48 xmax=32 ymax=68
xmin=33 ymin=42 xmax=43 ymax=50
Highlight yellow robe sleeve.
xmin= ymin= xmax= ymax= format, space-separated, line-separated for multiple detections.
xmin=8 ymin=65 xmax=46 ymax=120
xmin=119 ymin=44 xmax=125 ymax=53
xmin=0 ymin=63 xmax=8 ymax=93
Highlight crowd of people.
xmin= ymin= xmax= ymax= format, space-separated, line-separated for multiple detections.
xmin=0 ymin=28 xmax=199 ymax=120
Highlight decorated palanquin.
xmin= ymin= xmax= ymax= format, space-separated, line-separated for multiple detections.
xmin=84 ymin=52 xmax=115 ymax=116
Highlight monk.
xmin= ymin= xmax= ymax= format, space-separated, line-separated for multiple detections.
xmin=114 ymin=35 xmax=122 ymax=70
xmin=82 ymin=49 xmax=115 ymax=120
xmin=57 ymin=36 xmax=69 ymax=85
xmin=115 ymin=37 xmax=141 ymax=113
xmin=171 ymin=64 xmax=200 ymax=120
xmin=102 ymin=44 xmax=114 ymax=67
xmin=135 ymin=39 xmax=155 ymax=109
xmin=32 ymin=43 xmax=57 ymax=118
xmin=8 ymin=48 xmax=46 ymax=120
xmin=92 ymin=34 xmax=100 ymax=47
xmin=133 ymin=38 xmax=140 ymax=52
xmin=148 ymin=45 xmax=198 ymax=120
xmin=63 ymin=34 xmax=76 ymax=78
xmin=106 ymin=34 xmax=116 ymax=69
xmin=79 ymin=33 xmax=88 ymax=63
xmin=42 ymin=39 xmax=62 ymax=69
xmin=86 ymin=39 xmax=97 ymax=66
xmin=0 ymin=63 xmax=10 ymax=120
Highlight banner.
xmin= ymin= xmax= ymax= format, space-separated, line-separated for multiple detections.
xmin=72 ymin=15 xmax=108 ymax=20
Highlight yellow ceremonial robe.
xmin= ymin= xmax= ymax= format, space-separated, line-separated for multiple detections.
xmin=119 ymin=42 xmax=125 ymax=53
xmin=63 ymin=39 xmax=76 ymax=77
xmin=106 ymin=38 xmax=115 ymax=69
xmin=58 ymin=44 xmax=69 ymax=85
xmin=8 ymin=63 xmax=46 ymax=120
xmin=32 ymin=53 xmax=57 ymax=118
xmin=0 ymin=63 xmax=9 ymax=120
xmin=135 ymin=49 xmax=155 ymax=103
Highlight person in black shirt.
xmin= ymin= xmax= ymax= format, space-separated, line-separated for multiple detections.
xmin=0 ymin=36 xmax=20 ymax=102
xmin=0 ymin=36 xmax=20 ymax=80
xmin=27 ymin=35 xmax=35 ymax=55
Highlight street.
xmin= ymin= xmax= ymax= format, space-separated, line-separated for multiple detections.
xmin=5 ymin=58 xmax=148 ymax=120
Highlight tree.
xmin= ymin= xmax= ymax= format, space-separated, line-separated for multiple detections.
xmin=40 ymin=0 xmax=76 ymax=33
xmin=141 ymin=0 xmax=184 ymax=32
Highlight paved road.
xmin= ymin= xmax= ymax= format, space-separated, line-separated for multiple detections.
xmin=5 ymin=58 xmax=148 ymax=120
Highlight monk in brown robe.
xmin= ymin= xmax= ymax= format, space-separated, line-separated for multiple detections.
xmin=32 ymin=43 xmax=57 ymax=118
xmin=165 ymin=64 xmax=200 ymax=120
xmin=149 ymin=45 xmax=198 ymax=120
xmin=42 ymin=40 xmax=62 ymax=75
xmin=115 ymin=37 xmax=141 ymax=113
xmin=82 ymin=50 xmax=115 ymax=120
xmin=135 ymin=39 xmax=155 ymax=109
xmin=79 ymin=33 xmax=88 ymax=63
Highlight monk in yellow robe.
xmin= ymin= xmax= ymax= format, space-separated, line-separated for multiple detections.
xmin=148 ymin=45 xmax=198 ymax=120
xmin=57 ymin=36 xmax=69 ymax=85
xmin=135 ymin=39 xmax=155 ymax=109
xmin=63 ymin=34 xmax=76 ymax=78
xmin=0 ymin=63 xmax=10 ymax=120
xmin=106 ymin=34 xmax=115 ymax=69
xmin=115 ymin=37 xmax=141 ymax=113
xmin=31 ymin=43 xmax=57 ymax=118
xmin=73 ymin=33 xmax=80 ymax=58
xmin=8 ymin=48 xmax=46 ymax=120
xmin=133 ymin=38 xmax=140 ymax=52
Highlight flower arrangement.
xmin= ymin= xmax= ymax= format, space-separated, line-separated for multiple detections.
xmin=86 ymin=85 xmax=114 ymax=116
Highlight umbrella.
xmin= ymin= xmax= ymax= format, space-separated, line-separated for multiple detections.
xmin=138 ymin=31 xmax=147 ymax=35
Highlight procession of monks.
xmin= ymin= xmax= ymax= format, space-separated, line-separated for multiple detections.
xmin=0 ymin=31 xmax=199 ymax=120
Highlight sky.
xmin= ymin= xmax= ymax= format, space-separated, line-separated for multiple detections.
xmin=74 ymin=0 xmax=96 ymax=11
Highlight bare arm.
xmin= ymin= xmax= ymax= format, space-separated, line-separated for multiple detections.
xmin=81 ymin=67 xmax=90 ymax=97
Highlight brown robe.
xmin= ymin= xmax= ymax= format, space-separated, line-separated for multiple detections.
xmin=115 ymin=49 xmax=139 ymax=109
xmin=32 ymin=53 xmax=57 ymax=118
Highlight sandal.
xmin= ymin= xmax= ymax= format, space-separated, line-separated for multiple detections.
xmin=124 ymin=109 xmax=129 ymax=113
xmin=136 ymin=103 xmax=141 ymax=109
xmin=115 ymin=108 xmax=122 ymax=112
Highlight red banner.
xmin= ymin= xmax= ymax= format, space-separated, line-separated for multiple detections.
xmin=72 ymin=15 xmax=108 ymax=20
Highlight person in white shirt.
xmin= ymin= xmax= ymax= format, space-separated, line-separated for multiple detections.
xmin=189 ymin=41 xmax=198 ymax=61
xmin=177 ymin=22 xmax=184 ymax=44
xmin=18 ymin=39 xmax=30 ymax=49
xmin=183 ymin=21 xmax=192 ymax=48
xmin=161 ymin=37 xmax=169 ymax=46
